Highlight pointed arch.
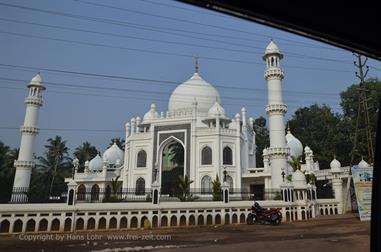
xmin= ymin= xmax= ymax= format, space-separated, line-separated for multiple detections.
xmin=77 ymin=184 xmax=86 ymax=201
xmin=201 ymin=146 xmax=212 ymax=165
xmin=137 ymin=150 xmax=147 ymax=167
xmin=91 ymin=184 xmax=99 ymax=201
xmin=51 ymin=219 xmax=60 ymax=231
xmin=223 ymin=146 xmax=233 ymax=165
xmin=135 ymin=177 xmax=146 ymax=195
xmin=201 ymin=175 xmax=212 ymax=194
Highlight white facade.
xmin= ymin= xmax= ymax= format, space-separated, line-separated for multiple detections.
xmin=1 ymin=41 xmax=359 ymax=235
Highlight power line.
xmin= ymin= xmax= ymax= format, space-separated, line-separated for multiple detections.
xmin=0 ymin=17 xmax=351 ymax=64
xmin=0 ymin=126 xmax=123 ymax=132
xmin=0 ymin=30 xmax=353 ymax=73
xmin=0 ymin=1 xmax=343 ymax=53
xmin=139 ymin=0 xmax=228 ymax=18
xmin=0 ymin=63 xmax=345 ymax=97
xmin=0 ymin=77 xmax=341 ymax=106
xmin=75 ymin=0 xmax=339 ymax=49
xmin=0 ymin=18 xmax=351 ymax=64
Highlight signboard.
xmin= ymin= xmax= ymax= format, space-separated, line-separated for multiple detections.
xmin=351 ymin=166 xmax=373 ymax=221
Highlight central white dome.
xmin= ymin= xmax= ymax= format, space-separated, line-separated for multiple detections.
xmin=168 ymin=72 xmax=221 ymax=116
xmin=103 ymin=143 xmax=124 ymax=165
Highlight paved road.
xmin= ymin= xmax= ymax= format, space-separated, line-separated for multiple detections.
xmin=0 ymin=214 xmax=370 ymax=252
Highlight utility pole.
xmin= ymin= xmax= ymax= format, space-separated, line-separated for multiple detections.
xmin=345 ymin=53 xmax=373 ymax=213
xmin=351 ymin=53 xmax=373 ymax=165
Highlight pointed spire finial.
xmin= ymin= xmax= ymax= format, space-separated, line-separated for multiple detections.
xmin=287 ymin=123 xmax=291 ymax=134
xmin=195 ymin=55 xmax=199 ymax=73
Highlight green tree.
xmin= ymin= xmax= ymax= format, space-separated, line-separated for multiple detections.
xmin=287 ymin=155 xmax=302 ymax=172
xmin=253 ymin=116 xmax=270 ymax=167
xmin=111 ymin=175 xmax=122 ymax=196
xmin=340 ymin=78 xmax=381 ymax=163
xmin=73 ymin=141 xmax=98 ymax=172
xmin=36 ymin=136 xmax=72 ymax=199
xmin=104 ymin=175 xmax=123 ymax=202
xmin=0 ymin=142 xmax=18 ymax=202
xmin=287 ymin=104 xmax=351 ymax=169
xmin=211 ymin=175 xmax=222 ymax=201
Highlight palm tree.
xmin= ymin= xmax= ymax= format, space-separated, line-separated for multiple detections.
xmin=37 ymin=136 xmax=72 ymax=196
xmin=287 ymin=155 xmax=302 ymax=172
xmin=73 ymin=141 xmax=98 ymax=172
xmin=111 ymin=175 xmax=123 ymax=196
xmin=177 ymin=175 xmax=194 ymax=201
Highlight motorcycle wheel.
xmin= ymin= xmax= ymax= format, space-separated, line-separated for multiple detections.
xmin=246 ymin=214 xmax=255 ymax=225
xmin=271 ymin=217 xmax=281 ymax=225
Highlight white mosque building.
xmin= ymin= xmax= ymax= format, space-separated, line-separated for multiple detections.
xmin=63 ymin=41 xmax=321 ymax=198
xmin=10 ymin=41 xmax=334 ymax=202
xmin=2 ymin=41 xmax=374 ymax=234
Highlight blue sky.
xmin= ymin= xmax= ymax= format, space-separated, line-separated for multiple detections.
xmin=1 ymin=0 xmax=380 ymax=157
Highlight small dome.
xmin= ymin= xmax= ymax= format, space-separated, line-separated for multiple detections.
xmin=89 ymin=154 xmax=103 ymax=170
xmin=28 ymin=73 xmax=46 ymax=90
xmin=143 ymin=103 xmax=157 ymax=123
xmin=292 ymin=169 xmax=306 ymax=188
xmin=103 ymin=143 xmax=124 ymax=165
xmin=330 ymin=158 xmax=341 ymax=171
xmin=262 ymin=148 xmax=268 ymax=155
xmin=208 ymin=101 xmax=226 ymax=118
xmin=168 ymin=72 xmax=221 ymax=116
xmin=264 ymin=41 xmax=283 ymax=58
xmin=358 ymin=159 xmax=370 ymax=169
xmin=304 ymin=146 xmax=312 ymax=152
xmin=286 ymin=129 xmax=303 ymax=158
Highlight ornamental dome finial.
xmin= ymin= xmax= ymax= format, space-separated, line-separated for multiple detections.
xmin=195 ymin=55 xmax=199 ymax=73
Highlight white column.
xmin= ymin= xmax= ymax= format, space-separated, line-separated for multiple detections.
xmin=125 ymin=122 xmax=131 ymax=138
xmin=263 ymin=41 xmax=289 ymax=189
xmin=130 ymin=118 xmax=136 ymax=136
xmin=11 ymin=74 xmax=45 ymax=202
xmin=332 ymin=177 xmax=343 ymax=214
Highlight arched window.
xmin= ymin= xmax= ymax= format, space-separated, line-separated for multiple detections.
xmin=135 ymin=177 xmax=145 ymax=195
xmin=201 ymin=175 xmax=212 ymax=194
xmin=137 ymin=150 xmax=147 ymax=167
xmin=201 ymin=146 xmax=212 ymax=165
xmin=226 ymin=175 xmax=234 ymax=193
xmin=223 ymin=146 xmax=233 ymax=165
xmin=91 ymin=184 xmax=100 ymax=201
xmin=77 ymin=184 xmax=86 ymax=201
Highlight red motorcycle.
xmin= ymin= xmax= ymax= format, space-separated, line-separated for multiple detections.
xmin=246 ymin=202 xmax=282 ymax=225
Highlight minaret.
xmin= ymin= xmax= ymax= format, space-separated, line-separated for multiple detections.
xmin=263 ymin=41 xmax=289 ymax=189
xmin=11 ymin=73 xmax=46 ymax=202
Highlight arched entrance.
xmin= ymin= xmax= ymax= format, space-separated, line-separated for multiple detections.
xmin=160 ymin=138 xmax=185 ymax=196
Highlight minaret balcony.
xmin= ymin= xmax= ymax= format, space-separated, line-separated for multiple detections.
xmin=265 ymin=103 xmax=287 ymax=114
xmin=14 ymin=160 xmax=35 ymax=168
xmin=264 ymin=68 xmax=284 ymax=80
xmin=267 ymin=146 xmax=290 ymax=158
xmin=25 ymin=96 xmax=43 ymax=106
xmin=20 ymin=126 xmax=40 ymax=135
